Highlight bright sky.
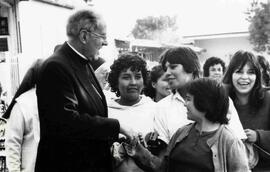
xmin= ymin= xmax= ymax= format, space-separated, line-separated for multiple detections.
xmin=93 ymin=0 xmax=268 ymax=61
xmin=93 ymin=0 xmax=264 ymax=38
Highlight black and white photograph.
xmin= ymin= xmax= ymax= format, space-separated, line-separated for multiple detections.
xmin=0 ymin=0 xmax=270 ymax=171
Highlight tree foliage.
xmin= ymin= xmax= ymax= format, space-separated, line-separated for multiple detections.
xmin=246 ymin=1 xmax=270 ymax=54
xmin=131 ymin=15 xmax=178 ymax=40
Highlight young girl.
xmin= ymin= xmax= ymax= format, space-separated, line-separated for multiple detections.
xmin=163 ymin=78 xmax=249 ymax=172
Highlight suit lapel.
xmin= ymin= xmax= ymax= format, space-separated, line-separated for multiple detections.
xmin=60 ymin=43 xmax=107 ymax=113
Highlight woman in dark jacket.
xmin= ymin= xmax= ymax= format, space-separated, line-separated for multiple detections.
xmin=223 ymin=50 xmax=270 ymax=171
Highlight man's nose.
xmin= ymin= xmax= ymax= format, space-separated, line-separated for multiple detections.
xmin=102 ymin=39 xmax=108 ymax=46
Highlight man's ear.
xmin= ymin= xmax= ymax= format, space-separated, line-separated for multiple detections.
xmin=152 ymin=82 xmax=157 ymax=89
xmin=79 ymin=31 xmax=87 ymax=44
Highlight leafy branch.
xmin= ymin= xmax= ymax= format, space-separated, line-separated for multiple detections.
xmin=246 ymin=0 xmax=270 ymax=54
xmin=131 ymin=15 xmax=178 ymax=41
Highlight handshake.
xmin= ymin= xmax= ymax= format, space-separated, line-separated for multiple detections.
xmin=118 ymin=130 xmax=167 ymax=156
xmin=111 ymin=130 xmax=167 ymax=168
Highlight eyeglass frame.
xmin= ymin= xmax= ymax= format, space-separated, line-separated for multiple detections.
xmin=80 ymin=28 xmax=107 ymax=41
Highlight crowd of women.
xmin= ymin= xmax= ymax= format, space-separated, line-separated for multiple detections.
xmin=3 ymin=46 xmax=270 ymax=172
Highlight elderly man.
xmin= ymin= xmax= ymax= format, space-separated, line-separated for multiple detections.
xmin=35 ymin=9 xmax=134 ymax=172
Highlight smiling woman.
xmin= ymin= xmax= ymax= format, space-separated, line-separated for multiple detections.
xmin=108 ymin=53 xmax=148 ymax=104
xmin=117 ymin=68 xmax=144 ymax=105
xmin=223 ymin=50 xmax=270 ymax=171
xmin=107 ymin=52 xmax=157 ymax=172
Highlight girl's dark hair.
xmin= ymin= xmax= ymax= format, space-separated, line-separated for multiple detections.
xmin=186 ymin=78 xmax=229 ymax=124
xmin=159 ymin=47 xmax=201 ymax=79
xmin=203 ymin=56 xmax=226 ymax=77
xmin=144 ymin=65 xmax=165 ymax=99
xmin=108 ymin=52 xmax=148 ymax=97
xmin=257 ymin=55 xmax=270 ymax=87
xmin=223 ymin=50 xmax=264 ymax=109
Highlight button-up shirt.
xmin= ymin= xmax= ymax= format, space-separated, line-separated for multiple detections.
xmin=153 ymin=92 xmax=191 ymax=144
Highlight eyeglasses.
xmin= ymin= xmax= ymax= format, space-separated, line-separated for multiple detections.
xmin=81 ymin=29 xmax=107 ymax=41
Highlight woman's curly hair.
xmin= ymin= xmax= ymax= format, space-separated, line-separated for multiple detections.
xmin=108 ymin=52 xmax=148 ymax=97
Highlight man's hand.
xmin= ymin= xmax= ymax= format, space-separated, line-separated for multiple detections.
xmin=244 ymin=129 xmax=258 ymax=143
xmin=119 ymin=123 xmax=137 ymax=144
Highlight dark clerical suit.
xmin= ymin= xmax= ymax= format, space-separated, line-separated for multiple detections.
xmin=35 ymin=42 xmax=119 ymax=172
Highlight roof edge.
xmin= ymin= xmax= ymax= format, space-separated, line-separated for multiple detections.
xmin=183 ymin=31 xmax=249 ymax=40
xmin=33 ymin=0 xmax=74 ymax=9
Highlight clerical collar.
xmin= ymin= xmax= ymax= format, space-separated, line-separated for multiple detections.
xmin=67 ymin=42 xmax=88 ymax=61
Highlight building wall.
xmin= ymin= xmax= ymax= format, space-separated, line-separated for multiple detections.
xmin=195 ymin=36 xmax=254 ymax=66
xmin=0 ymin=1 xmax=20 ymax=103
xmin=18 ymin=0 xmax=72 ymax=81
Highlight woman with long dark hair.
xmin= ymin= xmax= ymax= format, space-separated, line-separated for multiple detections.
xmin=223 ymin=50 xmax=270 ymax=171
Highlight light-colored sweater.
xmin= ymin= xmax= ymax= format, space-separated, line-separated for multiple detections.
xmin=166 ymin=123 xmax=250 ymax=172
xmin=108 ymin=95 xmax=156 ymax=136
xmin=131 ymin=123 xmax=251 ymax=172
xmin=108 ymin=95 xmax=156 ymax=172
xmin=5 ymin=88 xmax=39 ymax=172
